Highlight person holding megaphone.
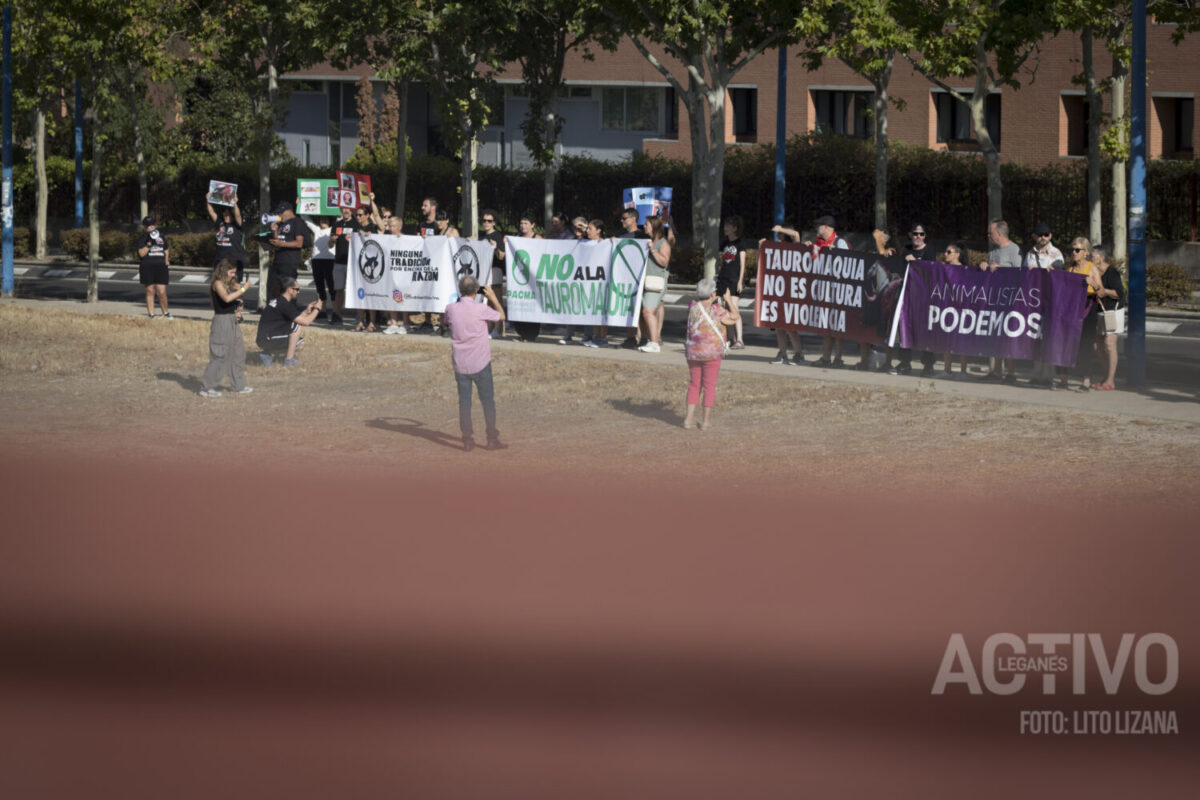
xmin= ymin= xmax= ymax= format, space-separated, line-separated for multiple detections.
xmin=266 ymin=200 xmax=309 ymax=293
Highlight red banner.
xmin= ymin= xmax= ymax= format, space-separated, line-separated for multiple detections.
xmin=754 ymin=241 xmax=905 ymax=346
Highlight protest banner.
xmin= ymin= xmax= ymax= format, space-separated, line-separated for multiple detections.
xmin=207 ymin=180 xmax=237 ymax=207
xmin=505 ymin=236 xmax=648 ymax=327
xmin=889 ymin=261 xmax=1090 ymax=366
xmin=297 ymin=179 xmax=339 ymax=215
xmin=335 ymin=171 xmax=372 ymax=208
xmin=346 ymin=234 xmax=496 ymax=313
xmin=754 ymin=241 xmax=901 ymax=346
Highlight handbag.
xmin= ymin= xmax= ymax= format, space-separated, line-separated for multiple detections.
xmin=644 ymin=273 xmax=666 ymax=293
xmin=1100 ymin=303 xmax=1125 ymax=335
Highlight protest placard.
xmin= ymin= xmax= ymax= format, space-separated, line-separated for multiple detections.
xmin=346 ymin=234 xmax=497 ymax=313
xmin=505 ymin=236 xmax=647 ymax=327
xmin=335 ymin=171 xmax=372 ymax=208
xmin=206 ymin=180 xmax=237 ymax=207
xmin=890 ymin=261 xmax=1089 ymax=366
xmin=754 ymin=241 xmax=902 ymax=346
xmin=296 ymin=178 xmax=339 ymax=215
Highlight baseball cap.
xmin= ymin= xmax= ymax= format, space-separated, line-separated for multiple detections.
xmin=814 ymin=215 xmax=836 ymax=228
xmin=273 ymin=201 xmax=294 ymax=214
xmin=1033 ymin=222 xmax=1051 ymax=236
xmin=142 ymin=216 xmax=155 ymax=226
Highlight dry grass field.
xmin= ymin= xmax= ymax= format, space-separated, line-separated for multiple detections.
xmin=1 ymin=302 xmax=1198 ymax=799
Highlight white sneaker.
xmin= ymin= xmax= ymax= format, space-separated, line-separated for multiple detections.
xmin=582 ymin=339 xmax=599 ymax=348
xmin=382 ymin=324 xmax=400 ymax=335
xmin=198 ymin=389 xmax=222 ymax=398
xmin=232 ymin=386 xmax=254 ymax=395
xmin=637 ymin=341 xmax=661 ymax=353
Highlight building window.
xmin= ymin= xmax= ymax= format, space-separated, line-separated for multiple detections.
xmin=302 ymin=139 xmax=311 ymax=166
xmin=665 ymin=87 xmax=678 ymax=137
xmin=1061 ymin=94 xmax=1089 ymax=157
xmin=1152 ymin=95 xmax=1194 ymax=158
xmin=934 ymin=91 xmax=1001 ymax=148
xmin=602 ymin=87 xmax=662 ymax=132
xmin=812 ymin=90 xmax=871 ymax=138
xmin=731 ymin=87 xmax=757 ymax=141
xmin=341 ymin=82 xmax=359 ymax=120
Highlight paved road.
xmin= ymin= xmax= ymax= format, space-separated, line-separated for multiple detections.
xmin=10 ymin=260 xmax=1200 ymax=390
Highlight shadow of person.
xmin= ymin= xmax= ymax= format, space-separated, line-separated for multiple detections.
xmin=605 ymin=397 xmax=681 ymax=427
xmin=366 ymin=417 xmax=469 ymax=451
xmin=156 ymin=371 xmax=203 ymax=392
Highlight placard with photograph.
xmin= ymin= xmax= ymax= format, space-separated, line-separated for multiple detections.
xmin=207 ymin=180 xmax=238 ymax=207
xmin=296 ymin=178 xmax=340 ymax=215
xmin=335 ymin=171 xmax=373 ymax=208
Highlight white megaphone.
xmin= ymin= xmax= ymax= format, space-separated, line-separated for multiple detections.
xmin=261 ymin=213 xmax=281 ymax=225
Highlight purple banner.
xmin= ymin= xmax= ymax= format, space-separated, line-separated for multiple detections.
xmin=891 ymin=261 xmax=1090 ymax=366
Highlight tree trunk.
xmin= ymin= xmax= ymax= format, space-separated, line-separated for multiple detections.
xmin=128 ymin=67 xmax=148 ymax=221
xmin=461 ymin=132 xmax=477 ymax=238
xmin=542 ymin=108 xmax=557 ymax=229
xmin=394 ymin=79 xmax=409 ymax=219
xmin=699 ymin=85 xmax=728 ymax=280
xmin=87 ymin=107 xmax=102 ymax=304
xmin=256 ymin=61 xmax=279 ymax=309
xmin=872 ymin=55 xmax=893 ymax=230
xmin=970 ymin=44 xmax=1002 ymax=220
xmin=1111 ymin=62 xmax=1128 ymax=263
xmin=1084 ymin=28 xmax=1102 ymax=245
xmin=34 ymin=108 xmax=47 ymax=260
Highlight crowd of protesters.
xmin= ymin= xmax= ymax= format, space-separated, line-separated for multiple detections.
xmin=188 ymin=195 xmax=1130 ymax=419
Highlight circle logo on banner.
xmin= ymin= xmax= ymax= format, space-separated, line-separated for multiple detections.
xmin=357 ymin=239 xmax=386 ymax=284
xmin=357 ymin=287 xmax=365 ymax=299
xmin=392 ymin=289 xmax=404 ymax=302
xmin=452 ymin=243 xmax=480 ymax=283
xmin=612 ymin=239 xmax=648 ymax=286
xmin=512 ymin=250 xmax=532 ymax=286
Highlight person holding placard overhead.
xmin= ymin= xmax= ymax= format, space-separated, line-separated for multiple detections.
xmin=637 ymin=215 xmax=671 ymax=353
xmin=206 ymin=191 xmax=247 ymax=283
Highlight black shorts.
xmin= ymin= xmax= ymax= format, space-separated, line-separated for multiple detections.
xmin=260 ymin=328 xmax=301 ymax=354
xmin=716 ymin=274 xmax=740 ymax=297
xmin=139 ymin=263 xmax=169 ymax=285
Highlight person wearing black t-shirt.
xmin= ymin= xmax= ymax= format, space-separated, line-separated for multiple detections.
xmin=137 ymin=215 xmax=172 ymax=319
xmin=614 ymin=208 xmax=650 ymax=349
xmin=895 ymin=222 xmax=935 ymax=376
xmin=256 ymin=275 xmax=323 ymax=366
xmin=717 ymin=215 xmax=747 ymax=349
xmin=267 ymin=200 xmax=309 ymax=290
xmin=206 ymin=194 xmax=247 ymax=282
xmin=351 ymin=206 xmax=382 ymax=332
xmin=479 ymin=208 xmax=507 ymax=340
xmin=509 ymin=212 xmax=544 ymax=343
xmin=414 ymin=196 xmax=443 ymax=332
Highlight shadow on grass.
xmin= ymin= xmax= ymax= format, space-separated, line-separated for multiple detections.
xmin=366 ymin=417 xmax=466 ymax=452
xmin=156 ymin=371 xmax=202 ymax=393
xmin=606 ymin=397 xmax=681 ymax=427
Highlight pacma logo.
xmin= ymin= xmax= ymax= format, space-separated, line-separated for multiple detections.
xmin=392 ymin=290 xmax=404 ymax=302
xmin=932 ymin=633 xmax=1178 ymax=696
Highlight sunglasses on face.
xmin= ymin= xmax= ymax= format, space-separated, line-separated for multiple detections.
xmin=911 ymin=231 xmax=925 ymax=237
xmin=1072 ymin=247 xmax=1086 ymax=252
xmin=482 ymin=218 xmax=495 ymax=224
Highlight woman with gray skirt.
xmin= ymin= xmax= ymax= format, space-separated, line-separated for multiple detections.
xmin=199 ymin=259 xmax=253 ymax=398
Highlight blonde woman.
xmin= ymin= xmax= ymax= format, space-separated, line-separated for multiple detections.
xmin=199 ymin=259 xmax=252 ymax=397
xmin=683 ymin=278 xmax=739 ymax=430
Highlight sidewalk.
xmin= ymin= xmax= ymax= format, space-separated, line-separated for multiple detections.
xmin=5 ymin=294 xmax=1198 ymax=425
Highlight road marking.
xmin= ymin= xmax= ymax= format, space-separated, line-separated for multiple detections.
xmin=738 ymin=297 xmax=754 ymax=308
xmin=97 ymin=270 xmax=115 ymax=279
xmin=14 ymin=266 xmax=27 ymax=275
xmin=663 ymin=293 xmax=681 ymax=303
xmin=44 ymin=269 xmax=73 ymax=278
xmin=1146 ymin=321 xmax=1179 ymax=335
xmin=180 ymin=274 xmax=207 ymax=283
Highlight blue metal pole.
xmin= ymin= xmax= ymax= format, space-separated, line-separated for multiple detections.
xmin=2 ymin=5 xmax=13 ymax=297
xmin=1127 ymin=0 xmax=1146 ymax=387
xmin=74 ymin=79 xmax=83 ymax=229
xmin=773 ymin=46 xmax=787 ymax=241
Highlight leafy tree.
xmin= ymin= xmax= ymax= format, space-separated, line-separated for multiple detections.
xmin=610 ymin=1 xmax=808 ymax=278
xmin=903 ymin=0 xmax=1059 ymax=221
xmin=798 ymin=0 xmax=916 ymax=229
xmin=495 ymin=0 xmax=608 ymax=228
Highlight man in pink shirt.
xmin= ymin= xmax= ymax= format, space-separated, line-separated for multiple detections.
xmin=444 ymin=275 xmax=506 ymax=451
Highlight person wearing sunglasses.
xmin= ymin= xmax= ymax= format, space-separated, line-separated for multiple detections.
xmin=1023 ymin=222 xmax=1065 ymax=388
xmin=892 ymin=223 xmax=935 ymax=376
xmin=1066 ymin=237 xmax=1098 ymax=389
xmin=479 ymin=210 xmax=507 ymax=340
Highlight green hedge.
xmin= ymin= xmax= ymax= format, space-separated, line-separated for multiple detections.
xmin=12 ymin=227 xmax=31 ymax=258
xmin=20 ymin=137 xmax=1200 ymax=246
xmin=1147 ymin=262 xmax=1194 ymax=304
xmin=59 ymin=228 xmax=134 ymax=261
